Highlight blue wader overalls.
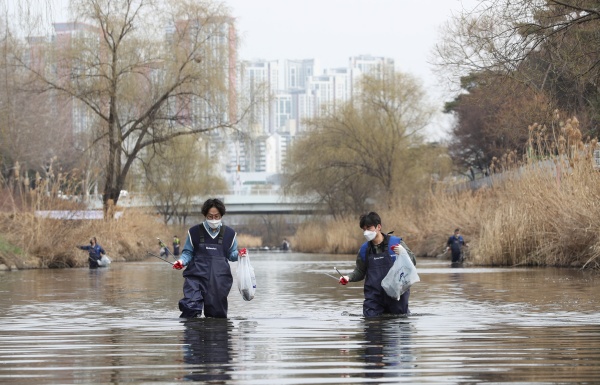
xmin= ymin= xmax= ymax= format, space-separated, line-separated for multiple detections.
xmin=179 ymin=224 xmax=235 ymax=318
xmin=448 ymin=235 xmax=464 ymax=263
xmin=362 ymin=234 xmax=410 ymax=317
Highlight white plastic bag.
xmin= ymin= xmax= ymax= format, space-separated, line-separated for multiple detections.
xmin=237 ymin=253 xmax=256 ymax=301
xmin=97 ymin=255 xmax=112 ymax=267
xmin=381 ymin=245 xmax=420 ymax=300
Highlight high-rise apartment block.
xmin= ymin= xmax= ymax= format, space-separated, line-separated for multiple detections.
xmin=234 ymin=55 xmax=394 ymax=178
xmin=29 ymin=18 xmax=394 ymax=190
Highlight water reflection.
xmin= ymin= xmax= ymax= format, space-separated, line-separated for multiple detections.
xmin=2 ymin=256 xmax=600 ymax=384
xmin=362 ymin=316 xmax=416 ymax=380
xmin=182 ymin=318 xmax=232 ymax=382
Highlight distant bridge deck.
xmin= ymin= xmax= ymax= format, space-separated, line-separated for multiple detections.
xmin=86 ymin=191 xmax=324 ymax=215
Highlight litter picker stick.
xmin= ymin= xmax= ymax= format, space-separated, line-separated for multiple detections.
xmin=323 ymin=272 xmax=340 ymax=281
xmin=146 ymin=251 xmax=174 ymax=265
xmin=334 ymin=267 xmax=344 ymax=277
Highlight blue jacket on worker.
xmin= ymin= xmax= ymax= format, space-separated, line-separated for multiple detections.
xmin=78 ymin=242 xmax=106 ymax=269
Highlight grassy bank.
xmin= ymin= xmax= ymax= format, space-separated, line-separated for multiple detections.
xmin=292 ymin=119 xmax=600 ymax=269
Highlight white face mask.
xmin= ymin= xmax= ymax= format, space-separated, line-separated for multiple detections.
xmin=207 ymin=219 xmax=221 ymax=229
xmin=363 ymin=230 xmax=377 ymax=242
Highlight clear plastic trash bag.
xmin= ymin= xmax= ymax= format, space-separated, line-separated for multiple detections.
xmin=237 ymin=252 xmax=256 ymax=301
xmin=97 ymin=255 xmax=112 ymax=267
xmin=381 ymin=245 xmax=420 ymax=300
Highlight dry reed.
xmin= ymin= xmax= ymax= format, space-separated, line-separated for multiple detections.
xmin=293 ymin=114 xmax=600 ymax=269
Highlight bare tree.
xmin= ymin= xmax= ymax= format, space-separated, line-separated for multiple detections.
xmin=10 ymin=0 xmax=248 ymax=217
xmin=435 ymin=0 xmax=600 ymax=84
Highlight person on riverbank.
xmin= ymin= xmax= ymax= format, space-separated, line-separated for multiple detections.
xmin=172 ymin=198 xmax=247 ymax=318
xmin=338 ymin=212 xmax=415 ymax=317
xmin=76 ymin=237 xmax=106 ymax=269
xmin=446 ymin=228 xmax=468 ymax=263
xmin=173 ymin=235 xmax=180 ymax=256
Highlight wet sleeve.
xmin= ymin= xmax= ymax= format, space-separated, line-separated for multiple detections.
xmin=228 ymin=233 xmax=239 ymax=262
xmin=348 ymin=252 xmax=366 ymax=282
xmin=180 ymin=234 xmax=193 ymax=266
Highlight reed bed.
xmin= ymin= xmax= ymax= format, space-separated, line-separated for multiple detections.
xmin=293 ymin=116 xmax=600 ymax=269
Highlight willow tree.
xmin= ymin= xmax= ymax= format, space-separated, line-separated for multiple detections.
xmin=12 ymin=0 xmax=245 ymax=216
xmin=143 ymin=135 xmax=227 ymax=225
xmin=284 ymin=72 xmax=440 ymax=216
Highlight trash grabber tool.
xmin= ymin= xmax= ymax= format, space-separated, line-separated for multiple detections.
xmin=323 ymin=272 xmax=340 ymax=280
xmin=146 ymin=251 xmax=174 ymax=265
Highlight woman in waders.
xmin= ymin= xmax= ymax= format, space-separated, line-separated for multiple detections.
xmin=172 ymin=198 xmax=247 ymax=318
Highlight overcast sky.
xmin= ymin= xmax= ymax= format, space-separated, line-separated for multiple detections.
xmin=224 ymin=0 xmax=478 ymax=138
xmin=5 ymin=0 xmax=479 ymax=139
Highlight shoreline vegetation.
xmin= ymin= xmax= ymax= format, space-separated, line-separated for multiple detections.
xmin=2 ymin=119 xmax=600 ymax=271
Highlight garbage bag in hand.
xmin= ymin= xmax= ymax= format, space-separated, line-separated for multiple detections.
xmin=381 ymin=245 xmax=420 ymax=300
xmin=237 ymin=250 xmax=256 ymax=301
xmin=97 ymin=255 xmax=112 ymax=267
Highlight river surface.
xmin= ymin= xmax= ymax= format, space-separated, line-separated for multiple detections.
xmin=1 ymin=253 xmax=600 ymax=384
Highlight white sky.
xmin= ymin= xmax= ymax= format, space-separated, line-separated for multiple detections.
xmin=224 ymin=0 xmax=479 ymax=139
xmin=4 ymin=0 xmax=479 ymax=139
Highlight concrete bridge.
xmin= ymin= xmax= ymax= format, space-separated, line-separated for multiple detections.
xmin=86 ymin=190 xmax=324 ymax=215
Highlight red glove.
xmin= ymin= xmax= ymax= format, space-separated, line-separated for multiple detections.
xmin=391 ymin=243 xmax=400 ymax=254
xmin=238 ymin=248 xmax=248 ymax=258
xmin=172 ymin=260 xmax=184 ymax=270
xmin=339 ymin=276 xmax=348 ymax=285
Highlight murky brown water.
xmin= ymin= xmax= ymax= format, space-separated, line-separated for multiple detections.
xmin=1 ymin=253 xmax=600 ymax=384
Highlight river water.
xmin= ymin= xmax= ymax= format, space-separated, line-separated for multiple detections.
xmin=1 ymin=253 xmax=600 ymax=384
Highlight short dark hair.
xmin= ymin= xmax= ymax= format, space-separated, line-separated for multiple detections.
xmin=201 ymin=198 xmax=226 ymax=217
xmin=359 ymin=212 xmax=381 ymax=229
xmin=454 ymin=228 xmax=460 ymax=233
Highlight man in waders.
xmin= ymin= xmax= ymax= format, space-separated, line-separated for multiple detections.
xmin=338 ymin=212 xmax=416 ymax=317
xmin=172 ymin=198 xmax=247 ymax=318
xmin=446 ymin=228 xmax=467 ymax=264
xmin=77 ymin=237 xmax=106 ymax=269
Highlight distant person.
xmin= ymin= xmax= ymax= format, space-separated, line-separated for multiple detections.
xmin=281 ymin=238 xmax=290 ymax=251
xmin=173 ymin=235 xmax=181 ymax=256
xmin=172 ymin=198 xmax=247 ymax=318
xmin=338 ymin=212 xmax=416 ymax=317
xmin=77 ymin=237 xmax=106 ymax=269
xmin=446 ymin=228 xmax=468 ymax=263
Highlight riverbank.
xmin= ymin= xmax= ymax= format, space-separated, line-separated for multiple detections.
xmin=291 ymin=143 xmax=600 ymax=269
xmin=0 ymin=206 xmax=264 ymax=271
xmin=3 ymin=120 xmax=600 ymax=270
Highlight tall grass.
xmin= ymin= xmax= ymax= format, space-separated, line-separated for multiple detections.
xmin=293 ymin=115 xmax=600 ymax=268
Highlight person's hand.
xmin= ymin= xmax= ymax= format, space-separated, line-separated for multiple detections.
xmin=172 ymin=260 xmax=184 ymax=270
xmin=339 ymin=276 xmax=349 ymax=285
xmin=238 ymin=248 xmax=247 ymax=258
xmin=391 ymin=243 xmax=400 ymax=255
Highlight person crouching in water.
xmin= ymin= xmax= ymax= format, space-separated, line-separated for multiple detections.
xmin=172 ymin=198 xmax=247 ymax=318
xmin=77 ymin=237 xmax=106 ymax=269
xmin=339 ymin=212 xmax=415 ymax=317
